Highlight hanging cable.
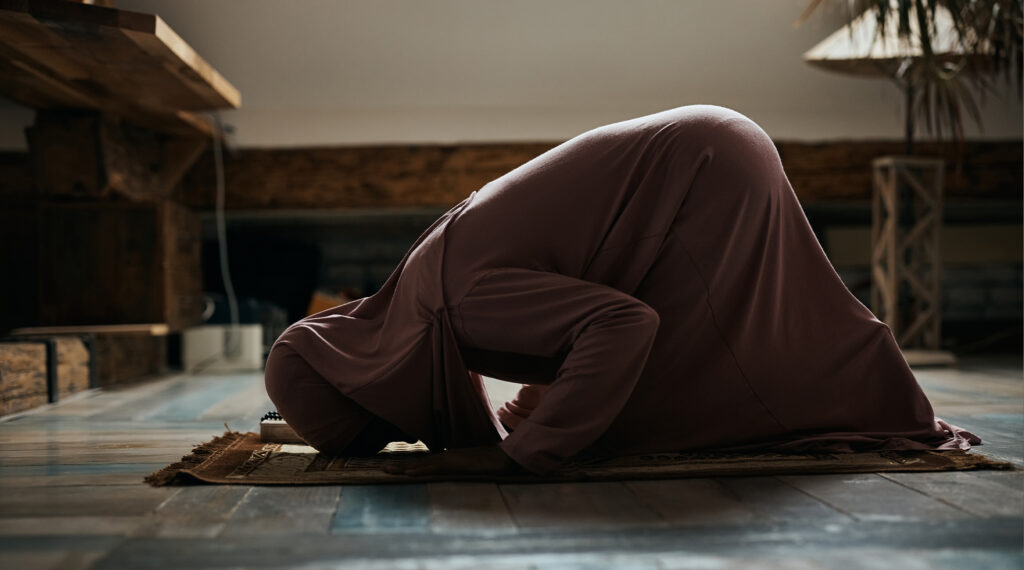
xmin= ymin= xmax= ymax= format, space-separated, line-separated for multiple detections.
xmin=210 ymin=112 xmax=241 ymax=358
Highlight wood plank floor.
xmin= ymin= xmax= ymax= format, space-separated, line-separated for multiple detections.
xmin=0 ymin=355 xmax=1020 ymax=569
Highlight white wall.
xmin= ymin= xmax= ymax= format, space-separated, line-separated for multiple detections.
xmin=1 ymin=0 xmax=1020 ymax=149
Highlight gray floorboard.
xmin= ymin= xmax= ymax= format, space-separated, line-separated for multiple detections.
xmin=0 ymin=355 xmax=1020 ymax=569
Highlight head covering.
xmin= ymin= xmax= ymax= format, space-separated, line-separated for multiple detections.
xmin=265 ymin=192 xmax=505 ymax=452
xmin=263 ymin=343 xmax=374 ymax=454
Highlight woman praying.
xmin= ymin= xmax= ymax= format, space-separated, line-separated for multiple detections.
xmin=263 ymin=104 xmax=978 ymax=476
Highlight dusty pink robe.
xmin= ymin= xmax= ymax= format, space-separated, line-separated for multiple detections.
xmin=265 ymin=105 xmax=978 ymax=475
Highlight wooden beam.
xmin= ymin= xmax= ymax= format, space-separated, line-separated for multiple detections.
xmin=176 ymin=140 xmax=1023 ymax=210
xmin=26 ymin=110 xmax=210 ymax=201
xmin=123 ymin=14 xmax=241 ymax=109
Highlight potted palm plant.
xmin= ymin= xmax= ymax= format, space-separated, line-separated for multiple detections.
xmin=797 ymin=0 xmax=1022 ymax=364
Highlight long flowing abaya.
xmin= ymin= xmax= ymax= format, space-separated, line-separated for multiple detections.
xmin=265 ymin=104 xmax=978 ymax=475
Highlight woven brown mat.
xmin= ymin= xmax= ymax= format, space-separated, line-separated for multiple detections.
xmin=145 ymin=431 xmax=1016 ymax=486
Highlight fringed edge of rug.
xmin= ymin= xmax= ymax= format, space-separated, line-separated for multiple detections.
xmin=938 ymin=450 xmax=1017 ymax=471
xmin=144 ymin=430 xmax=245 ymax=487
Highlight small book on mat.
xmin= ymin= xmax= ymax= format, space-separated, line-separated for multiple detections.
xmin=260 ymin=411 xmax=305 ymax=444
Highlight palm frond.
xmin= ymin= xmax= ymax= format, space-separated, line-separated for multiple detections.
xmin=797 ymin=0 xmax=1023 ymax=147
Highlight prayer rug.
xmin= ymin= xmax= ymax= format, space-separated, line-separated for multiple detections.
xmin=145 ymin=431 xmax=1016 ymax=486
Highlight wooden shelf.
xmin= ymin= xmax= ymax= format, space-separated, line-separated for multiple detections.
xmin=11 ymin=323 xmax=170 ymax=337
xmin=0 ymin=0 xmax=240 ymax=137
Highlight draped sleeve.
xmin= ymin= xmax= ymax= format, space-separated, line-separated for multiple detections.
xmin=452 ymin=267 xmax=660 ymax=474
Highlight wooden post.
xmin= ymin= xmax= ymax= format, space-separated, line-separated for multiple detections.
xmin=871 ymin=156 xmax=955 ymax=366
xmin=25 ymin=109 xmax=206 ymax=336
xmin=36 ymin=201 xmax=203 ymax=332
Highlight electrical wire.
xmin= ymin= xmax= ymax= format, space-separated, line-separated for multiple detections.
xmin=211 ymin=112 xmax=241 ymax=358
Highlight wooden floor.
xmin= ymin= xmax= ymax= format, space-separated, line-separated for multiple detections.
xmin=0 ymin=355 xmax=1021 ymax=569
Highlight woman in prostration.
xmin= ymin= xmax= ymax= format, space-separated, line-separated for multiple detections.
xmin=264 ymin=104 xmax=979 ymax=476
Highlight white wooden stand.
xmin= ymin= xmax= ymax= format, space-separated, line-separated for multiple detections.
xmin=871 ymin=157 xmax=956 ymax=367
